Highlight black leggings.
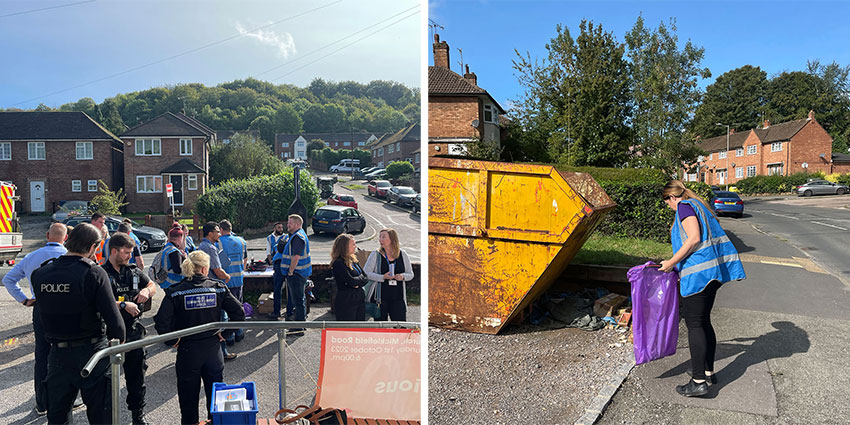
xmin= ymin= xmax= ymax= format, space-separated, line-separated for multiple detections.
xmin=680 ymin=280 xmax=721 ymax=381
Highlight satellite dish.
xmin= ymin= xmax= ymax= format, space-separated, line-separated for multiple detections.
xmin=471 ymin=119 xmax=479 ymax=127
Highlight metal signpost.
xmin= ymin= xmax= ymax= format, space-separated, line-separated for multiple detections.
xmin=165 ymin=183 xmax=174 ymax=218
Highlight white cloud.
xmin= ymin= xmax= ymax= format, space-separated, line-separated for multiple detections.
xmin=235 ymin=22 xmax=296 ymax=59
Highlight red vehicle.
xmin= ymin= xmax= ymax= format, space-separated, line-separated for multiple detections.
xmin=327 ymin=194 xmax=358 ymax=209
xmin=367 ymin=180 xmax=393 ymax=198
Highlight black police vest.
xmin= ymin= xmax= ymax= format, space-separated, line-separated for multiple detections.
xmin=33 ymin=256 xmax=105 ymax=342
xmin=106 ymin=264 xmax=143 ymax=323
xmin=166 ymin=275 xmax=226 ymax=340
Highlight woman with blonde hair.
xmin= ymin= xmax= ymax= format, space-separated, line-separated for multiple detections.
xmin=154 ymin=250 xmax=245 ymax=424
xmin=364 ymin=228 xmax=414 ymax=321
xmin=331 ymin=233 xmax=367 ymax=321
xmin=658 ymin=180 xmax=746 ymax=397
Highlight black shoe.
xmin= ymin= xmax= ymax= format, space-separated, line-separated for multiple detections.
xmin=686 ymin=368 xmax=718 ymax=385
xmin=223 ymin=352 xmax=238 ymax=361
xmin=131 ymin=409 xmax=150 ymax=425
xmin=34 ymin=406 xmax=47 ymax=416
xmin=676 ymin=379 xmax=709 ymax=397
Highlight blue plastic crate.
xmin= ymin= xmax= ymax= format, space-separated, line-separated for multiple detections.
xmin=210 ymin=381 xmax=258 ymax=425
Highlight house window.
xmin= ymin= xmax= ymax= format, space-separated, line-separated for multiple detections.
xmin=282 ymin=142 xmax=290 ymax=148
xmin=736 ymin=148 xmax=744 ymax=157
xmin=378 ymin=147 xmax=384 ymax=156
xmin=136 ymin=175 xmax=163 ymax=193
xmin=28 ymin=142 xmax=45 ymax=160
xmin=180 ymin=138 xmax=193 ymax=156
xmin=735 ymin=168 xmax=744 ymax=178
xmin=87 ymin=180 xmax=98 ymax=192
xmin=767 ymin=163 xmax=783 ymax=176
xmin=135 ymin=139 xmax=161 ymax=156
xmin=747 ymin=145 xmax=757 ymax=155
xmin=396 ymin=142 xmax=401 ymax=152
xmin=358 ymin=141 xmax=365 ymax=146
xmin=75 ymin=142 xmax=94 ymax=160
xmin=415 ymin=153 xmax=420 ymax=163
xmin=388 ymin=144 xmax=394 ymax=154
xmin=484 ymin=104 xmax=497 ymax=123
xmin=187 ymin=174 xmax=198 ymax=190
xmin=0 ymin=142 xmax=10 ymax=160
xmin=284 ymin=152 xmax=291 ymax=158
xmin=71 ymin=180 xmax=82 ymax=192
xmin=747 ymin=166 xmax=757 ymax=177
xmin=296 ymin=141 xmax=305 ymax=147
xmin=708 ymin=153 xmax=713 ymax=160
xmin=771 ymin=142 xmax=782 ymax=152
xmin=718 ymin=151 xmax=727 ymax=159
xmin=343 ymin=142 xmax=351 ymax=147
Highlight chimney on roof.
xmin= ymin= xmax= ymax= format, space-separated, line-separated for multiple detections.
xmin=463 ymin=64 xmax=477 ymax=86
xmin=808 ymin=110 xmax=815 ymax=120
xmin=433 ymin=34 xmax=450 ymax=69
xmin=762 ymin=119 xmax=770 ymax=128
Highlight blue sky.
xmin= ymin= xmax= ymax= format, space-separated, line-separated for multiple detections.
xmin=1 ymin=0 xmax=421 ymax=109
xmin=428 ymin=0 xmax=850 ymax=110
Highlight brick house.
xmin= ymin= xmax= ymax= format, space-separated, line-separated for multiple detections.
xmin=120 ymin=112 xmax=215 ymax=213
xmin=685 ymin=111 xmax=836 ymax=185
xmin=274 ymin=132 xmax=377 ymax=161
xmin=370 ymin=123 xmax=421 ymax=168
xmin=215 ymin=129 xmax=260 ymax=146
xmin=0 ymin=112 xmax=123 ymax=213
xmin=428 ymin=34 xmax=505 ymax=157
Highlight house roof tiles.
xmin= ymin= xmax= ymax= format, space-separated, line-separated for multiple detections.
xmin=429 ymin=66 xmax=505 ymax=113
xmin=274 ymin=132 xmax=376 ymax=144
xmin=372 ymin=123 xmax=420 ymax=148
xmin=121 ymin=112 xmax=213 ymax=137
xmin=0 ymin=111 xmax=121 ymax=142
xmin=699 ymin=118 xmax=811 ymax=153
xmin=160 ymin=158 xmax=206 ymax=174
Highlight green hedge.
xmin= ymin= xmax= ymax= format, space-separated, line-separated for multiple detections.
xmin=196 ymin=169 xmax=319 ymax=232
xmin=734 ymin=172 xmax=825 ymax=194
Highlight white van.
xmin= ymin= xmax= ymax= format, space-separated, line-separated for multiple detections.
xmin=330 ymin=159 xmax=361 ymax=173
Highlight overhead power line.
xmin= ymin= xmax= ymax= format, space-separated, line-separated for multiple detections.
xmin=269 ymin=9 xmax=420 ymax=82
xmin=10 ymin=0 xmax=342 ymax=107
xmin=0 ymin=0 xmax=95 ymax=19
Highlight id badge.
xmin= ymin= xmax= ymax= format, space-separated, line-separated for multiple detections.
xmin=389 ymin=280 xmax=397 ymax=286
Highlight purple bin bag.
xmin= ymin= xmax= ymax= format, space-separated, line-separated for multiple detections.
xmin=243 ymin=302 xmax=254 ymax=318
xmin=627 ymin=262 xmax=679 ymax=365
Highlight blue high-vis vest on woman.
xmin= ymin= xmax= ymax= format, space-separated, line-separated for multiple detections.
xmin=273 ymin=229 xmax=311 ymax=277
xmin=672 ymin=199 xmax=746 ymax=297
xmin=219 ymin=234 xmax=246 ymax=288
xmin=160 ymin=242 xmax=184 ymax=289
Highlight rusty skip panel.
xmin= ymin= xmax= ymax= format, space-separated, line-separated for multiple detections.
xmin=428 ymin=157 xmax=615 ymax=334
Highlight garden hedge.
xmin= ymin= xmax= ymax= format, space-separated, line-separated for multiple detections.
xmin=196 ymin=169 xmax=319 ymax=232
xmin=733 ymin=172 xmax=826 ymax=195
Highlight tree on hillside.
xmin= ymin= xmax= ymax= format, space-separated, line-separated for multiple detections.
xmin=625 ymin=16 xmax=710 ymax=173
xmin=209 ymin=133 xmax=284 ymax=184
xmin=512 ymin=20 xmax=632 ymax=166
xmin=691 ymin=65 xmax=768 ymax=138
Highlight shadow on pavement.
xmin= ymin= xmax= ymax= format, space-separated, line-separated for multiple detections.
xmin=658 ymin=321 xmax=810 ymax=398
xmin=723 ymin=227 xmax=755 ymax=254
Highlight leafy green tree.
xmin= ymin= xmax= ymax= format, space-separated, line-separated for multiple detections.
xmin=209 ymin=133 xmax=284 ymax=184
xmin=89 ymin=181 xmax=128 ymax=215
xmin=765 ymin=71 xmax=821 ymax=124
xmin=99 ymin=99 xmax=126 ymax=136
xmin=691 ymin=65 xmax=767 ymax=138
xmin=625 ymin=16 xmax=710 ymax=173
xmin=386 ymin=161 xmax=414 ymax=180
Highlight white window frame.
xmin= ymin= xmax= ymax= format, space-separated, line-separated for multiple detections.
xmin=180 ymin=138 xmax=193 ymax=156
xmin=136 ymin=175 xmax=163 ymax=193
xmin=415 ymin=153 xmax=420 ymax=164
xmin=343 ymin=141 xmax=351 ymax=147
xmin=735 ymin=167 xmax=744 ymax=178
xmin=736 ymin=148 xmax=744 ymax=157
xmin=747 ymin=145 xmax=757 ymax=155
xmin=134 ymin=139 xmax=161 ymax=156
xmin=282 ymin=142 xmax=290 ymax=148
xmin=187 ymin=174 xmax=198 ymax=190
xmin=708 ymin=153 xmax=713 ymax=160
xmin=771 ymin=142 xmax=782 ymax=152
xmin=378 ymin=147 xmax=384 ymax=156
xmin=87 ymin=180 xmax=98 ymax=192
xmin=296 ymin=141 xmax=305 ymax=147
xmin=76 ymin=142 xmax=93 ymax=160
xmin=718 ymin=151 xmax=727 ymax=159
xmin=71 ymin=180 xmax=82 ymax=192
xmin=358 ymin=141 xmax=365 ymax=146
xmin=0 ymin=142 xmax=10 ymax=160
xmin=388 ymin=144 xmax=394 ymax=154
xmin=747 ymin=165 xmax=757 ymax=177
xmin=28 ymin=142 xmax=45 ymax=160
xmin=283 ymin=152 xmax=291 ymax=158
xmin=483 ymin=104 xmax=497 ymax=123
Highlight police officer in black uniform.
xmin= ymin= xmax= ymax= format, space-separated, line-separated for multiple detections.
xmin=32 ymin=222 xmax=125 ymax=424
xmin=154 ymin=250 xmax=245 ymax=425
xmin=104 ymin=232 xmax=155 ymax=425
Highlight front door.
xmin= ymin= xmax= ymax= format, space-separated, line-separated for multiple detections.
xmin=169 ymin=175 xmax=183 ymax=206
xmin=30 ymin=181 xmax=45 ymax=212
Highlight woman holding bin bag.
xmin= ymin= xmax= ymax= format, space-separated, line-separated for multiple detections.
xmin=658 ymin=180 xmax=746 ymax=397
xmin=331 ymin=234 xmax=368 ymax=321
xmin=364 ymin=228 xmax=414 ymax=321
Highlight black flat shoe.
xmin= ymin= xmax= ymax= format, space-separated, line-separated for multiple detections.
xmin=686 ymin=368 xmax=718 ymax=385
xmin=676 ymin=379 xmax=709 ymax=397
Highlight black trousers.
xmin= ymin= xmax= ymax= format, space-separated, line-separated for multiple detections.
xmin=378 ymin=297 xmax=407 ymax=321
xmin=123 ymin=322 xmax=147 ymax=412
xmin=334 ymin=287 xmax=365 ymax=321
xmin=176 ymin=337 xmax=224 ymax=425
xmin=32 ymin=304 xmax=50 ymax=412
xmin=680 ymin=280 xmax=721 ymax=381
xmin=45 ymin=338 xmax=111 ymax=425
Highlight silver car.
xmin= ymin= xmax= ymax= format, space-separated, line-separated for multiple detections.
xmin=796 ymin=180 xmax=848 ymax=197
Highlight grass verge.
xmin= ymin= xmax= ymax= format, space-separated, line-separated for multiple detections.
xmin=572 ymin=233 xmax=671 ymax=266
xmin=344 ymin=184 xmax=365 ymax=190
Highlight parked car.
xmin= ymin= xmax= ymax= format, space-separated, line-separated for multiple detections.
xmin=364 ymin=169 xmax=387 ymax=181
xmin=709 ymin=191 xmax=744 ymax=218
xmin=327 ymin=193 xmax=358 ymax=209
xmin=387 ymin=186 xmax=418 ymax=206
xmin=367 ymin=180 xmax=393 ymax=198
xmin=51 ymin=200 xmax=90 ymax=222
xmin=311 ymin=206 xmax=366 ymax=235
xmin=411 ymin=193 xmax=421 ymax=214
xmin=796 ymin=179 xmax=848 ymax=197
xmin=62 ymin=215 xmax=167 ymax=252
xmin=357 ymin=166 xmax=380 ymax=177
xmin=710 ymin=185 xmax=721 ymax=192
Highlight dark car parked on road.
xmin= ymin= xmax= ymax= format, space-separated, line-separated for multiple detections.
xmin=311 ymin=206 xmax=366 ymax=235
xmin=709 ymin=191 xmax=744 ymax=218
xmin=387 ymin=186 xmax=417 ymax=206
xmin=63 ymin=215 xmax=167 ymax=252
xmin=411 ymin=193 xmax=421 ymax=214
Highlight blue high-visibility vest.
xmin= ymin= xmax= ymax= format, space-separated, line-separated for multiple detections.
xmin=273 ymin=229 xmax=311 ymax=277
xmin=219 ymin=234 xmax=246 ymax=288
xmin=672 ymin=199 xmax=746 ymax=297
xmin=160 ymin=242 xmax=185 ymax=289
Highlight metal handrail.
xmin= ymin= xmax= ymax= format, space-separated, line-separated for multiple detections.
xmin=82 ymin=320 xmax=420 ymax=424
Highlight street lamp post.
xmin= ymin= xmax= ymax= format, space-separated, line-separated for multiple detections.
xmin=716 ymin=123 xmax=730 ymax=191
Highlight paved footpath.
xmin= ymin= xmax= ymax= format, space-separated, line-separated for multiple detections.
xmin=597 ymin=216 xmax=850 ymax=424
